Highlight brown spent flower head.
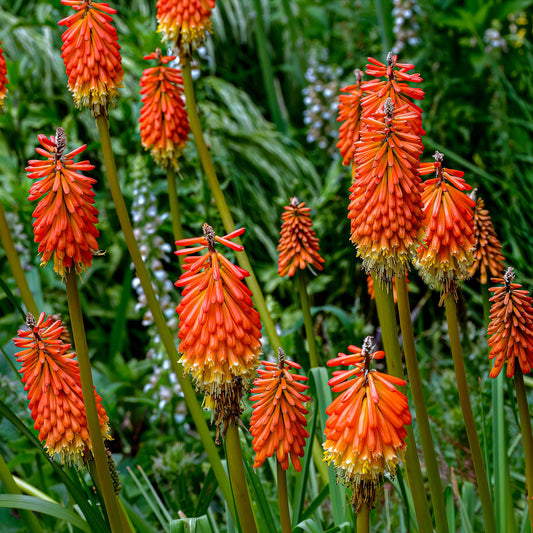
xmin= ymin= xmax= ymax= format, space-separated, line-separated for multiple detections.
xmin=156 ymin=0 xmax=216 ymax=55
xmin=416 ymin=152 xmax=476 ymax=299
xmin=348 ymin=98 xmax=425 ymax=281
xmin=175 ymin=224 xmax=261 ymax=437
xmin=139 ymin=50 xmax=190 ymax=169
xmin=0 ymin=41 xmax=8 ymax=111
xmin=26 ymin=128 xmax=99 ymax=278
xmin=250 ymin=348 xmax=310 ymax=471
xmin=487 ymin=268 xmax=533 ymax=378
xmin=278 ymin=197 xmax=325 ymax=277
xmin=337 ymin=69 xmax=364 ymax=167
xmin=469 ymin=194 xmax=505 ymax=284
xmin=323 ymin=337 xmax=411 ymax=511
xmin=59 ymin=1 xmax=124 ymax=115
xmin=14 ymin=312 xmax=110 ymax=465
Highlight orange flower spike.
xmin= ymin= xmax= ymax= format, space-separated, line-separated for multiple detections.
xmin=250 ymin=348 xmax=310 ymax=471
xmin=0 ymin=41 xmax=8 ymax=111
xmin=59 ymin=0 xmax=124 ymax=115
xmin=337 ymin=69 xmax=364 ymax=167
xmin=14 ymin=312 xmax=110 ymax=465
xmin=323 ymin=337 xmax=411 ymax=512
xmin=278 ymin=197 xmax=325 ymax=278
xmin=487 ymin=268 xmax=533 ymax=378
xmin=139 ymin=49 xmax=190 ymax=170
xmin=26 ymin=128 xmax=99 ymax=278
xmin=156 ymin=0 xmax=216 ymax=55
xmin=469 ymin=194 xmax=505 ymax=284
xmin=416 ymin=151 xmax=476 ymax=298
xmin=348 ymin=98 xmax=425 ymax=280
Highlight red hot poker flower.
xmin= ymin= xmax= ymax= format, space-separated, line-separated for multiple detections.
xmin=139 ymin=50 xmax=190 ymax=169
xmin=59 ymin=1 xmax=124 ymax=114
xmin=0 ymin=41 xmax=8 ymax=111
xmin=278 ymin=197 xmax=325 ymax=278
xmin=14 ymin=312 xmax=110 ymax=465
xmin=416 ymin=151 xmax=476 ymax=299
xmin=26 ymin=128 xmax=99 ymax=277
xmin=156 ymin=0 xmax=216 ymax=55
xmin=487 ymin=268 xmax=533 ymax=378
xmin=250 ymin=348 xmax=310 ymax=471
xmin=323 ymin=337 xmax=411 ymax=511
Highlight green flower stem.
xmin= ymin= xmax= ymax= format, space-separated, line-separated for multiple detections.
xmin=396 ymin=276 xmax=448 ymax=533
xmin=444 ymin=295 xmax=495 ymax=533
xmin=182 ymin=57 xmax=282 ymax=353
xmin=311 ymin=437 xmax=329 ymax=485
xmin=0 ymin=201 xmax=38 ymax=316
xmin=95 ymin=115 xmax=235 ymax=519
xmin=279 ymin=0 xmax=304 ymax=85
xmin=277 ymin=462 xmax=292 ymax=533
xmin=166 ymin=165 xmax=185 ymax=267
xmin=225 ymin=424 xmax=258 ymax=533
xmin=65 ymin=269 xmax=124 ymax=533
xmin=297 ymin=270 xmax=319 ymax=368
xmin=372 ymin=274 xmax=433 ymax=533
xmin=356 ymin=503 xmax=370 ymax=533
xmin=0 ymin=451 xmax=44 ymax=533
xmin=514 ymin=367 xmax=533 ymax=531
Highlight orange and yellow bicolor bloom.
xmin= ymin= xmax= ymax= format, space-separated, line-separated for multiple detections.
xmin=348 ymin=99 xmax=425 ymax=280
xmin=487 ymin=268 xmax=533 ymax=378
xmin=139 ymin=50 xmax=190 ymax=169
xmin=26 ymin=128 xmax=99 ymax=277
xmin=0 ymin=41 xmax=8 ymax=111
xmin=156 ymin=0 xmax=216 ymax=55
xmin=14 ymin=312 xmax=110 ymax=465
xmin=278 ymin=197 xmax=325 ymax=278
xmin=250 ymin=349 xmax=310 ymax=471
xmin=323 ymin=338 xmax=411 ymax=511
xmin=469 ymin=195 xmax=505 ymax=284
xmin=59 ymin=1 xmax=123 ymax=113
xmin=416 ymin=152 xmax=476 ymax=298
xmin=175 ymin=224 xmax=261 ymax=430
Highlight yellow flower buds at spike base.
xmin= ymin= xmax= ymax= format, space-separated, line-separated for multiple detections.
xmin=250 ymin=349 xmax=310 ymax=471
xmin=0 ymin=41 xmax=9 ymax=111
xmin=26 ymin=129 xmax=99 ymax=278
xmin=278 ymin=197 xmax=325 ymax=278
xmin=323 ymin=337 xmax=411 ymax=512
xmin=175 ymin=224 xmax=261 ymax=439
xmin=14 ymin=312 xmax=110 ymax=466
xmin=487 ymin=268 xmax=533 ymax=378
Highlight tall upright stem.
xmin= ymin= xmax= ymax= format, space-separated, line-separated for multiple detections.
xmin=225 ymin=424 xmax=258 ymax=533
xmin=372 ymin=274 xmax=433 ymax=533
xmin=444 ymin=295 xmax=495 ymax=533
xmin=65 ymin=269 xmax=123 ymax=533
xmin=396 ymin=276 xmax=448 ymax=533
xmin=297 ymin=270 xmax=319 ymax=368
xmin=514 ymin=367 xmax=533 ymax=530
xmin=182 ymin=56 xmax=282 ymax=353
xmin=277 ymin=462 xmax=292 ymax=533
xmin=0 ymin=201 xmax=38 ymax=316
xmin=356 ymin=503 xmax=370 ymax=533
xmin=95 ymin=115 xmax=235 ymax=518
xmin=166 ymin=166 xmax=185 ymax=267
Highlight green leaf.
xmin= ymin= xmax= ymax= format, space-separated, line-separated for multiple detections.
xmin=170 ymin=515 xmax=214 ymax=533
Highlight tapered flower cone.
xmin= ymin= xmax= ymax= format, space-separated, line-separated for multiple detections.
xmin=250 ymin=348 xmax=310 ymax=471
xmin=323 ymin=337 xmax=411 ymax=512
xmin=416 ymin=151 xmax=476 ymax=299
xmin=139 ymin=49 xmax=190 ymax=170
xmin=278 ymin=197 xmax=325 ymax=278
xmin=469 ymin=195 xmax=505 ymax=284
xmin=0 ymin=41 xmax=8 ymax=112
xmin=14 ymin=312 xmax=110 ymax=465
xmin=337 ymin=69 xmax=364 ymax=168
xmin=26 ymin=128 xmax=99 ymax=277
xmin=348 ymin=98 xmax=425 ymax=281
xmin=487 ymin=268 xmax=533 ymax=378
xmin=59 ymin=0 xmax=124 ymax=115
xmin=156 ymin=0 xmax=216 ymax=55
xmin=175 ymin=224 xmax=261 ymax=435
